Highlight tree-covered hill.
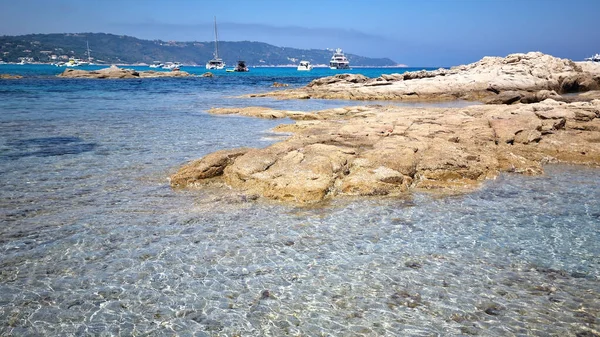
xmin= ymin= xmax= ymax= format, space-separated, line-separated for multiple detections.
xmin=0 ymin=33 xmax=398 ymax=66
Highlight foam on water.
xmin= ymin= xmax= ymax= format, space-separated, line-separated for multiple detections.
xmin=0 ymin=67 xmax=598 ymax=336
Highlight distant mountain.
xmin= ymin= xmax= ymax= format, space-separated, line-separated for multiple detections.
xmin=0 ymin=33 xmax=398 ymax=67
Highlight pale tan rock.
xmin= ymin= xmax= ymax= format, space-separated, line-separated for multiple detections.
xmin=0 ymin=74 xmax=23 ymax=79
xmin=171 ymin=99 xmax=600 ymax=204
xmin=170 ymin=148 xmax=251 ymax=187
xmin=207 ymin=107 xmax=316 ymax=120
xmin=57 ymin=65 xmax=193 ymax=79
xmin=248 ymin=52 xmax=600 ymax=103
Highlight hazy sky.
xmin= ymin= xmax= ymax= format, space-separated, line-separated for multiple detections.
xmin=1 ymin=0 xmax=598 ymax=66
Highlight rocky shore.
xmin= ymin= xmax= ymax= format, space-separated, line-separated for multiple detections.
xmin=171 ymin=52 xmax=600 ymax=204
xmin=248 ymin=52 xmax=600 ymax=104
xmin=0 ymin=74 xmax=23 ymax=79
xmin=57 ymin=65 xmax=193 ymax=79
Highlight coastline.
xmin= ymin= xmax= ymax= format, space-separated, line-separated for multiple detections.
xmin=2 ymin=51 xmax=599 ymax=336
xmin=171 ymin=52 xmax=600 ymax=204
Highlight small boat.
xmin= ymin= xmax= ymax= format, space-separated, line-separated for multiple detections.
xmin=585 ymin=53 xmax=600 ymax=62
xmin=297 ymin=60 xmax=313 ymax=71
xmin=65 ymin=58 xmax=85 ymax=67
xmin=226 ymin=68 xmax=235 ymax=72
xmin=63 ymin=42 xmax=93 ymax=67
xmin=162 ymin=62 xmax=181 ymax=71
xmin=329 ymin=48 xmax=350 ymax=69
xmin=85 ymin=41 xmax=95 ymax=65
xmin=206 ymin=16 xmax=225 ymax=70
xmin=234 ymin=60 xmax=249 ymax=72
xmin=149 ymin=61 xmax=164 ymax=68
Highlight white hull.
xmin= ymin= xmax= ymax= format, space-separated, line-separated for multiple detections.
xmin=329 ymin=48 xmax=350 ymax=70
xmin=585 ymin=53 xmax=600 ymax=62
xmin=206 ymin=63 xmax=225 ymax=70
xmin=206 ymin=17 xmax=225 ymax=70
xmin=329 ymin=64 xmax=350 ymax=70
xmin=297 ymin=61 xmax=313 ymax=71
xmin=162 ymin=62 xmax=181 ymax=70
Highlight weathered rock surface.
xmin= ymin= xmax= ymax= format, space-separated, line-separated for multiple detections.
xmin=207 ymin=107 xmax=319 ymax=120
xmin=171 ymin=99 xmax=600 ymax=204
xmin=0 ymin=74 xmax=23 ymax=79
xmin=248 ymin=52 xmax=600 ymax=104
xmin=170 ymin=148 xmax=251 ymax=187
xmin=57 ymin=65 xmax=193 ymax=79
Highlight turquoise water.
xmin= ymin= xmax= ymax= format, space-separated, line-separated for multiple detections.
xmin=0 ymin=65 xmax=599 ymax=336
xmin=0 ymin=63 xmax=437 ymax=81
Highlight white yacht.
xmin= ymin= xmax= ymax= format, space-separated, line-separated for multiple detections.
xmin=162 ymin=62 xmax=181 ymax=71
xmin=149 ymin=61 xmax=164 ymax=68
xmin=585 ymin=53 xmax=600 ymax=62
xmin=329 ymin=48 xmax=350 ymax=69
xmin=297 ymin=60 xmax=313 ymax=71
xmin=206 ymin=16 xmax=225 ymax=70
xmin=64 ymin=58 xmax=86 ymax=67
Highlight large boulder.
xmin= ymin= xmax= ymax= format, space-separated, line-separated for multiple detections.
xmin=170 ymin=148 xmax=251 ymax=187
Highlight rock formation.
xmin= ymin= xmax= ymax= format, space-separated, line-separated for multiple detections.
xmin=57 ymin=65 xmax=193 ymax=79
xmin=172 ymin=99 xmax=600 ymax=204
xmin=0 ymin=74 xmax=23 ymax=79
xmin=171 ymin=52 xmax=600 ymax=204
xmin=248 ymin=52 xmax=600 ymax=104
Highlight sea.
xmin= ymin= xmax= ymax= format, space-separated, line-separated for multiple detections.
xmin=0 ymin=64 xmax=599 ymax=336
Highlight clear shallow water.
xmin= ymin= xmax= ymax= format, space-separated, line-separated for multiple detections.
xmin=0 ymin=66 xmax=599 ymax=336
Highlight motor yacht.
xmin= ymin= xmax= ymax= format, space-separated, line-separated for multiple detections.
xmin=329 ymin=48 xmax=350 ymax=69
xmin=297 ymin=60 xmax=313 ymax=71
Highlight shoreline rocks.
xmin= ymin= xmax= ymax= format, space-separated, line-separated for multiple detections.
xmin=247 ymin=52 xmax=600 ymax=104
xmin=0 ymin=74 xmax=23 ymax=79
xmin=171 ymin=99 xmax=600 ymax=204
xmin=57 ymin=65 xmax=194 ymax=79
xmin=172 ymin=52 xmax=600 ymax=204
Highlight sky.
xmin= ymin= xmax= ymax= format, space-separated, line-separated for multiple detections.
xmin=0 ymin=0 xmax=598 ymax=67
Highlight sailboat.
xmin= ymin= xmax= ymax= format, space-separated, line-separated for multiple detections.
xmin=206 ymin=16 xmax=225 ymax=70
xmin=85 ymin=41 xmax=94 ymax=65
xmin=76 ymin=41 xmax=93 ymax=66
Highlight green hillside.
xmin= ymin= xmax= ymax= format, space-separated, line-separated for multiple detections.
xmin=0 ymin=33 xmax=398 ymax=66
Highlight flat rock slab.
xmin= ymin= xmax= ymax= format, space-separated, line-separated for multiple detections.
xmin=0 ymin=74 xmax=23 ymax=79
xmin=171 ymin=99 xmax=600 ymax=204
xmin=57 ymin=65 xmax=193 ymax=79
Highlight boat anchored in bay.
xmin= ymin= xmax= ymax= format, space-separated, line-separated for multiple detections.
xmin=329 ymin=48 xmax=350 ymax=69
xmin=206 ymin=16 xmax=225 ymax=70
xmin=297 ymin=60 xmax=313 ymax=71
xmin=585 ymin=53 xmax=600 ymax=62
xmin=234 ymin=60 xmax=248 ymax=72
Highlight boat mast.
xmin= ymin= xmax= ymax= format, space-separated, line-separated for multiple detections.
xmin=86 ymin=41 xmax=91 ymax=62
xmin=213 ymin=16 xmax=219 ymax=59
